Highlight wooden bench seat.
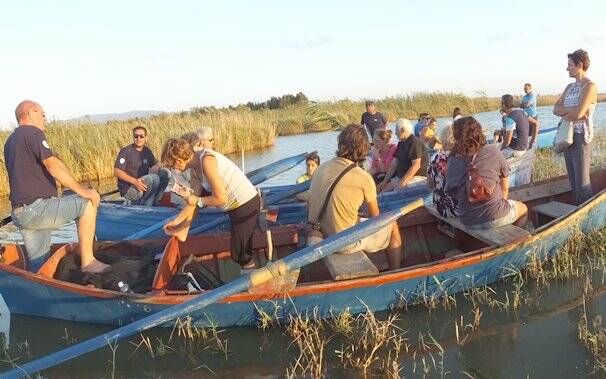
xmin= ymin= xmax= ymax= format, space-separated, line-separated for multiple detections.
xmin=532 ymin=201 xmax=577 ymax=219
xmin=426 ymin=205 xmax=531 ymax=247
xmin=324 ymin=251 xmax=379 ymax=281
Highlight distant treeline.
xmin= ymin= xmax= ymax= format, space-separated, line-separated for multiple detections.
xmin=189 ymin=92 xmax=310 ymax=115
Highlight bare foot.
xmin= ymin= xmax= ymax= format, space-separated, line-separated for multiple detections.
xmin=82 ymin=259 xmax=111 ymax=274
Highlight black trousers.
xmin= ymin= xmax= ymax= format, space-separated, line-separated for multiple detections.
xmin=228 ymin=195 xmax=261 ymax=265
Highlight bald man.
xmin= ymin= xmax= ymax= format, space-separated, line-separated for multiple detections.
xmin=3 ymin=100 xmax=110 ymax=273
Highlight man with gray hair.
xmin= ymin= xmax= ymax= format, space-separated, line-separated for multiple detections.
xmin=4 ymin=100 xmax=110 ymax=273
xmin=378 ymin=118 xmax=428 ymax=192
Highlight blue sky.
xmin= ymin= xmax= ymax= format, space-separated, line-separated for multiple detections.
xmin=1 ymin=0 xmax=605 ymax=127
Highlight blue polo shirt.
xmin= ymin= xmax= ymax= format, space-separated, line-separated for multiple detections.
xmin=521 ymin=92 xmax=537 ymax=117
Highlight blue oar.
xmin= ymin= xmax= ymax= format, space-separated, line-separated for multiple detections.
xmin=2 ymin=199 xmax=424 ymax=379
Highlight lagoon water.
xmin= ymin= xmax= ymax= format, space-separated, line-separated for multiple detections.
xmin=1 ymin=103 xmax=606 ymax=377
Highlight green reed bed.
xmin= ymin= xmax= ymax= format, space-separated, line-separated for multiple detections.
xmin=0 ymin=111 xmax=277 ymax=197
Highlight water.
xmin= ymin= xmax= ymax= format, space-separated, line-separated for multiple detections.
xmin=2 ymin=103 xmax=606 ymax=377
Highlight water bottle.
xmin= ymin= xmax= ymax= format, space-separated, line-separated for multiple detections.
xmin=117 ymin=281 xmax=131 ymax=294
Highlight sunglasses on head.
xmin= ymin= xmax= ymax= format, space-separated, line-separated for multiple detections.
xmin=133 ymin=134 xmax=146 ymax=139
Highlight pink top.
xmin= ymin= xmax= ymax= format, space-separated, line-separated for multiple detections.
xmin=371 ymin=143 xmax=397 ymax=172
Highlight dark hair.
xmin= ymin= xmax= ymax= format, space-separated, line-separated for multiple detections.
xmin=365 ymin=100 xmax=375 ymax=107
xmin=427 ymin=117 xmax=437 ymax=125
xmin=501 ymin=94 xmax=515 ymax=109
xmin=452 ymin=107 xmax=462 ymax=119
xmin=451 ymin=116 xmax=486 ymax=157
xmin=568 ymin=49 xmax=590 ymax=71
xmin=161 ymin=139 xmax=194 ymax=168
xmin=374 ymin=128 xmax=393 ymax=142
xmin=524 ymin=83 xmax=532 ymax=88
xmin=418 ymin=112 xmax=429 ymax=121
xmin=133 ymin=126 xmax=147 ymax=135
xmin=336 ymin=124 xmax=370 ymax=163
xmin=306 ymin=153 xmax=320 ymax=165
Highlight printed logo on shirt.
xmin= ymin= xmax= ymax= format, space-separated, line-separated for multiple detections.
xmin=119 ymin=157 xmax=126 ymax=164
xmin=143 ymin=159 xmax=148 ymax=164
xmin=42 ymin=140 xmax=50 ymax=149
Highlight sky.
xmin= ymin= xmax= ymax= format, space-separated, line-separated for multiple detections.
xmin=1 ymin=0 xmax=605 ymax=128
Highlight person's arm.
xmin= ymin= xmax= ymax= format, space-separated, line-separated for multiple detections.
xmin=44 ymin=157 xmax=100 ymax=206
xmin=501 ymin=176 xmax=510 ymax=200
xmin=502 ymin=130 xmax=513 ymax=148
xmin=367 ymin=198 xmax=380 ymax=218
xmin=183 ymin=155 xmax=228 ymax=208
xmin=559 ymin=82 xmax=597 ymax=122
xmin=378 ymin=159 xmax=398 ymax=192
xmin=553 ymin=85 xmax=570 ymax=116
xmin=528 ymin=117 xmax=539 ymax=148
xmin=114 ymin=167 xmax=148 ymax=192
xmin=398 ymin=158 xmax=421 ymax=187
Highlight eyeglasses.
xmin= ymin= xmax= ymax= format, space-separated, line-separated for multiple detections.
xmin=133 ymin=134 xmax=146 ymax=139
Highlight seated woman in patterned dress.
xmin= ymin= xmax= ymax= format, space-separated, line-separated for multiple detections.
xmin=427 ymin=123 xmax=459 ymax=217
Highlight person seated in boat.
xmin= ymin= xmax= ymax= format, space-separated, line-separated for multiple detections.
xmin=419 ymin=117 xmax=442 ymax=151
xmin=446 ymin=116 xmax=528 ymax=230
xmin=368 ymin=129 xmax=397 ymax=184
xmin=378 ymin=118 xmax=429 ymax=193
xmin=3 ymin=100 xmax=110 ymax=273
xmin=413 ymin=113 xmax=430 ymax=137
xmin=160 ymin=139 xmax=261 ymax=271
xmin=114 ymin=126 xmax=169 ymax=206
xmin=307 ymin=124 xmax=403 ymax=270
xmin=452 ymin=107 xmax=463 ymax=121
xmin=295 ymin=153 xmax=320 ymax=202
xmin=427 ymin=123 xmax=459 ymax=218
xmin=497 ymin=94 xmax=531 ymax=160
xmin=360 ymin=100 xmax=387 ymax=138
xmin=521 ymin=83 xmax=540 ymax=148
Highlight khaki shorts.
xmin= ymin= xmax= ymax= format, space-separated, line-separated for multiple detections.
xmin=339 ymin=222 xmax=392 ymax=254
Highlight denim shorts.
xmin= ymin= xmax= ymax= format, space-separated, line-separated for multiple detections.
xmin=469 ymin=200 xmax=518 ymax=230
xmin=11 ymin=195 xmax=88 ymax=272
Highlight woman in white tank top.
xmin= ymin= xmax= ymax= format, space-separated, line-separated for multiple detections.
xmin=553 ymin=49 xmax=598 ymax=205
xmin=160 ymin=130 xmax=260 ymax=270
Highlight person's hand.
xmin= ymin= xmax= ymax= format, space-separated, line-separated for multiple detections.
xmin=396 ymin=180 xmax=408 ymax=190
xmin=134 ymin=178 xmax=148 ymax=192
xmin=82 ymin=188 xmax=101 ymax=207
xmin=163 ymin=218 xmax=192 ymax=242
xmin=171 ymin=182 xmax=193 ymax=198
xmin=377 ymin=180 xmax=387 ymax=193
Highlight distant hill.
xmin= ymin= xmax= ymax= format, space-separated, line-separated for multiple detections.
xmin=68 ymin=110 xmax=164 ymax=124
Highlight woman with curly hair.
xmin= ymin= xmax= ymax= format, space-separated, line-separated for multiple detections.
xmin=553 ymin=49 xmax=597 ymax=205
xmin=307 ymin=124 xmax=403 ymax=270
xmin=160 ymin=137 xmax=260 ymax=271
xmin=446 ymin=117 xmax=527 ymax=229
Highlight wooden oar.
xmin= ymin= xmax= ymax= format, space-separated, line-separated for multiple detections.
xmin=2 ymin=199 xmax=424 ymax=379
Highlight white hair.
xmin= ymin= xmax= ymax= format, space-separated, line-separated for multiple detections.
xmin=395 ymin=118 xmax=413 ymax=134
xmin=196 ymin=126 xmax=213 ymax=140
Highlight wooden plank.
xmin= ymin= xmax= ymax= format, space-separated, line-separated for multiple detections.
xmin=510 ymin=176 xmax=571 ymax=203
xmin=532 ymin=201 xmax=577 ymax=219
xmin=425 ymin=205 xmax=530 ymax=247
xmin=323 ymin=251 xmax=379 ymax=281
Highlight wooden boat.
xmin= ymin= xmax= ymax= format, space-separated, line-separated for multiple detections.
xmin=1 ymin=163 xmax=602 ymax=328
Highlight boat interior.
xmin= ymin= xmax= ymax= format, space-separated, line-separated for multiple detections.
xmin=1 ymin=167 xmax=606 ymax=297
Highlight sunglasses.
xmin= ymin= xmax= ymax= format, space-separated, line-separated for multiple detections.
xmin=133 ymin=134 xmax=146 ymax=139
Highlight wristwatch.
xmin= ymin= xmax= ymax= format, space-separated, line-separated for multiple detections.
xmin=196 ymin=196 xmax=204 ymax=208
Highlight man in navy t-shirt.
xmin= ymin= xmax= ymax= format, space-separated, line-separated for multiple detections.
xmin=360 ymin=101 xmax=387 ymax=138
xmin=3 ymin=100 xmax=110 ymax=273
xmin=499 ymin=94 xmax=530 ymax=159
xmin=114 ymin=126 xmax=168 ymax=206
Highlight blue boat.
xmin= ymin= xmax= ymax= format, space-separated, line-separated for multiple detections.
xmin=0 ymin=165 xmax=600 ymax=328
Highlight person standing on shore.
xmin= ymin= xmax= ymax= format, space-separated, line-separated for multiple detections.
xmin=114 ymin=126 xmax=168 ymax=206
xmin=553 ymin=49 xmax=597 ymax=205
xmin=521 ymin=83 xmax=540 ymax=148
xmin=3 ymin=100 xmax=110 ymax=273
xmin=360 ymin=100 xmax=387 ymax=138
